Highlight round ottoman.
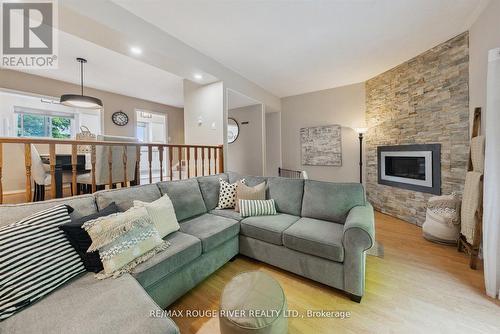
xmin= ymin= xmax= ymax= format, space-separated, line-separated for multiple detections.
xmin=219 ymin=271 xmax=288 ymax=334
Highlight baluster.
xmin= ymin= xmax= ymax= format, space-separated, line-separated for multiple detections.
xmin=169 ymin=146 xmax=173 ymax=181
xmin=208 ymin=147 xmax=212 ymax=175
xmin=0 ymin=143 xmax=3 ymax=204
xmin=218 ymin=145 xmax=224 ymax=173
xmin=123 ymin=146 xmax=128 ymax=187
xmin=24 ymin=144 xmax=32 ymax=202
xmin=178 ymin=146 xmax=182 ymax=180
xmin=108 ymin=146 xmax=113 ymax=189
xmin=201 ymin=147 xmax=205 ymax=176
xmin=194 ymin=147 xmax=198 ymax=177
xmin=49 ymin=144 xmax=56 ymax=199
xmin=159 ymin=145 xmax=164 ymax=182
xmin=71 ymin=144 xmax=77 ymax=195
xmin=214 ymin=147 xmax=218 ymax=174
xmin=91 ymin=145 xmax=96 ymax=193
xmin=148 ymin=145 xmax=153 ymax=184
xmin=135 ymin=145 xmax=141 ymax=186
xmin=186 ymin=147 xmax=190 ymax=178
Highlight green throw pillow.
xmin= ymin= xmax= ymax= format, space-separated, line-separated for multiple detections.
xmin=239 ymin=199 xmax=277 ymax=217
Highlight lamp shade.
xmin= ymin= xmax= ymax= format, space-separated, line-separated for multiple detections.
xmin=60 ymin=94 xmax=103 ymax=109
xmin=354 ymin=127 xmax=368 ymax=134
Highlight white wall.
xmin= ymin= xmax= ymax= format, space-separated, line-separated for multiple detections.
xmin=183 ymin=80 xmax=224 ymax=145
xmin=470 ymin=0 xmax=500 ymax=129
xmin=227 ymin=105 xmax=263 ymax=175
xmin=266 ymin=112 xmax=281 ymax=176
xmin=281 ymin=83 xmax=366 ymax=182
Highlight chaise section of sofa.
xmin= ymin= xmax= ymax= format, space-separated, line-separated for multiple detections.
xmin=0 ymin=273 xmax=179 ymax=334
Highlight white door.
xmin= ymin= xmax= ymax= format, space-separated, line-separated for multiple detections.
xmin=136 ymin=111 xmax=167 ymax=183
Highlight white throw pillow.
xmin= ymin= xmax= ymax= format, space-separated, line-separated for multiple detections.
xmin=218 ymin=178 xmax=246 ymax=209
xmin=134 ymin=194 xmax=179 ymax=238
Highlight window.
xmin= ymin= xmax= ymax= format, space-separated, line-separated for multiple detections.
xmin=16 ymin=113 xmax=72 ymax=138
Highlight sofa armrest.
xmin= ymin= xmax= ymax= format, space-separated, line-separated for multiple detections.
xmin=341 ymin=203 xmax=375 ymax=300
xmin=342 ymin=203 xmax=375 ymax=251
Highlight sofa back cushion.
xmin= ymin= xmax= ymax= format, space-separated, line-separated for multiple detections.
xmin=157 ymin=178 xmax=207 ymax=221
xmin=267 ymin=177 xmax=304 ymax=216
xmin=301 ymin=180 xmax=365 ymax=223
xmin=94 ymin=184 xmax=161 ymax=211
xmin=0 ymin=195 xmax=96 ymax=227
xmin=197 ymin=173 xmax=228 ymax=211
xmin=227 ymin=171 xmax=266 ymax=186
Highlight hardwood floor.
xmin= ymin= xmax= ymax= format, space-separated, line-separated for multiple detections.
xmin=169 ymin=212 xmax=500 ymax=334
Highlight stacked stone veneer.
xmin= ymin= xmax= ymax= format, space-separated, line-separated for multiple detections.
xmin=365 ymin=32 xmax=470 ymax=226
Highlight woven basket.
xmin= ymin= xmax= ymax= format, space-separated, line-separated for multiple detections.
xmin=76 ymin=126 xmax=96 ymax=154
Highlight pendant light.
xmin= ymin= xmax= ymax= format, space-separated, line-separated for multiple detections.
xmin=60 ymin=57 xmax=103 ymax=109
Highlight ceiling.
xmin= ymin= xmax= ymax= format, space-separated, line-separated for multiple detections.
xmin=19 ymin=31 xmax=185 ymax=107
xmin=113 ymin=0 xmax=486 ymax=97
xmin=228 ymin=89 xmax=261 ymax=109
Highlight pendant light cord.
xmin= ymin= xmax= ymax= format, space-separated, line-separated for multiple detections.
xmin=80 ymin=60 xmax=84 ymax=96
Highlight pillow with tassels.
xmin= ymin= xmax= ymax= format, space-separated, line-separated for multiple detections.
xmin=82 ymin=206 xmax=170 ymax=279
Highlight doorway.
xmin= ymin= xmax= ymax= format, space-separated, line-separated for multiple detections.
xmin=226 ymin=89 xmax=265 ymax=176
xmin=136 ymin=110 xmax=168 ymax=183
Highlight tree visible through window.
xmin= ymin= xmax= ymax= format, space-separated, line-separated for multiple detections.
xmin=17 ymin=113 xmax=72 ymax=138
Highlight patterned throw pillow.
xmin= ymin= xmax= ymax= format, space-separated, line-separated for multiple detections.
xmin=82 ymin=207 xmax=170 ymax=279
xmin=217 ymin=178 xmax=246 ymax=209
xmin=239 ymin=199 xmax=278 ymax=217
xmin=133 ymin=194 xmax=179 ymax=238
xmin=0 ymin=205 xmax=85 ymax=320
xmin=235 ymin=181 xmax=266 ymax=212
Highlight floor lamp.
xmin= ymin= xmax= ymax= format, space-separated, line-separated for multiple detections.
xmin=354 ymin=128 xmax=368 ymax=183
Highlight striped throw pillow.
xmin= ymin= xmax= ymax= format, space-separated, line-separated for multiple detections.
xmin=0 ymin=205 xmax=85 ymax=320
xmin=239 ymin=199 xmax=277 ymax=217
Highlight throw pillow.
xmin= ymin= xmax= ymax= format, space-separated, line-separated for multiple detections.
xmin=239 ymin=199 xmax=278 ymax=217
xmin=82 ymin=207 xmax=170 ymax=279
xmin=0 ymin=205 xmax=85 ymax=320
xmin=218 ymin=178 xmax=246 ymax=209
xmin=133 ymin=194 xmax=179 ymax=238
xmin=235 ymin=181 xmax=266 ymax=212
xmin=59 ymin=202 xmax=119 ymax=273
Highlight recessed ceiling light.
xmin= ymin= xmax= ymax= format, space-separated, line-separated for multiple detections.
xmin=194 ymin=74 xmax=203 ymax=80
xmin=130 ymin=46 xmax=142 ymax=55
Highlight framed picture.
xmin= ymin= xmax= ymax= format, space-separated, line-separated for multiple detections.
xmin=300 ymin=125 xmax=342 ymax=166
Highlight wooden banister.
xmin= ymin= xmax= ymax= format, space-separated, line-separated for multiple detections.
xmin=24 ymin=144 xmax=31 ymax=202
xmin=49 ymin=144 xmax=56 ymax=199
xmin=0 ymin=137 xmax=223 ymax=203
xmin=71 ymin=144 xmax=77 ymax=194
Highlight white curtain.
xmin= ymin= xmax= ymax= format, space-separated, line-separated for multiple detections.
xmin=484 ymin=47 xmax=500 ymax=299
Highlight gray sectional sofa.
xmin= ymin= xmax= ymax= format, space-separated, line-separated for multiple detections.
xmin=0 ymin=172 xmax=375 ymax=334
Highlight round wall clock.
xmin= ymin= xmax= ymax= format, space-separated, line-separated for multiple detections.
xmin=112 ymin=111 xmax=129 ymax=126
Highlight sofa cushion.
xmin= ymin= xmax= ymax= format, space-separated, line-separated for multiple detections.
xmin=132 ymin=232 xmax=202 ymax=289
xmin=283 ymin=217 xmax=344 ymax=262
xmin=240 ymin=214 xmax=300 ymax=245
xmin=267 ymin=177 xmax=304 ymax=216
xmin=59 ymin=202 xmax=119 ymax=273
xmin=301 ymin=180 xmax=365 ymax=223
xmin=227 ymin=171 xmax=267 ymax=187
xmin=95 ymin=184 xmax=161 ymax=211
xmin=0 ymin=194 xmax=96 ymax=227
xmin=157 ymin=179 xmax=207 ymax=221
xmin=210 ymin=208 xmax=244 ymax=221
xmin=179 ymin=214 xmax=239 ymax=252
xmin=197 ymin=173 xmax=228 ymax=211
xmin=0 ymin=273 xmax=178 ymax=334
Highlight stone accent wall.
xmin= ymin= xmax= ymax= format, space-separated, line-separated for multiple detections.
xmin=365 ymin=32 xmax=469 ymax=226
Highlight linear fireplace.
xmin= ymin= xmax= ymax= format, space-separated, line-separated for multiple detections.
xmin=377 ymin=144 xmax=441 ymax=195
